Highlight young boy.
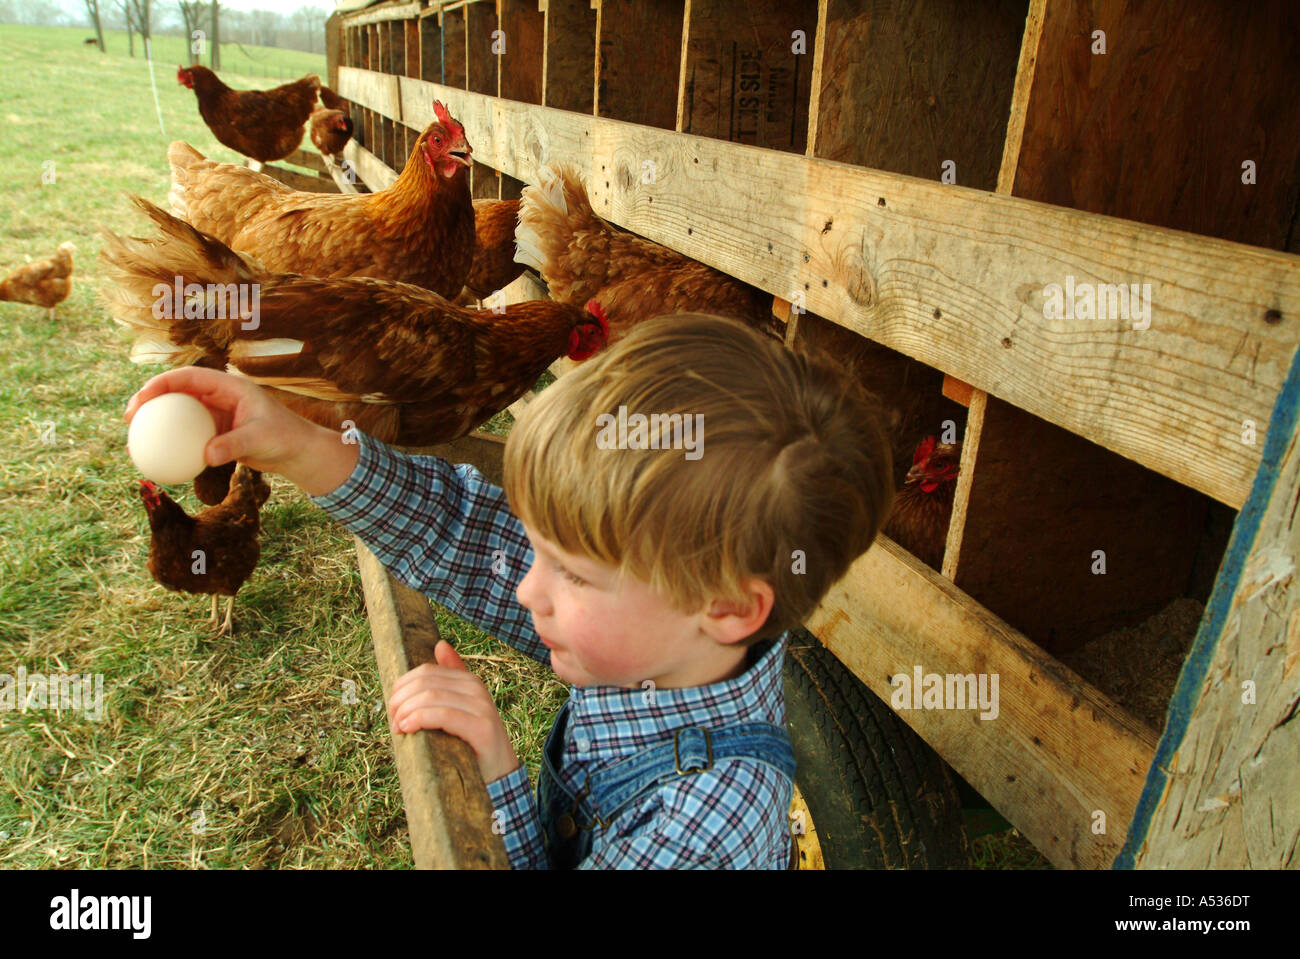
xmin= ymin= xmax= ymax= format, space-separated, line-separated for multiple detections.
xmin=125 ymin=313 xmax=894 ymax=869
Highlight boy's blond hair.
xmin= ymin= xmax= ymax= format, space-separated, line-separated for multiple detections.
xmin=503 ymin=313 xmax=893 ymax=646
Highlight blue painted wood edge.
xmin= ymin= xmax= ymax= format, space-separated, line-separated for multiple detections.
xmin=1114 ymin=335 xmax=1300 ymax=869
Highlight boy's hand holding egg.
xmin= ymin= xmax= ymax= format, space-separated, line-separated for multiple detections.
xmin=125 ymin=366 xmax=361 ymax=497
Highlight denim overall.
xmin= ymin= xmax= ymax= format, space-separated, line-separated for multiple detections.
xmin=536 ymin=698 xmax=798 ymax=868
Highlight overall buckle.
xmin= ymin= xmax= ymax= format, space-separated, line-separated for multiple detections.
xmin=674 ymin=727 xmax=713 ymax=774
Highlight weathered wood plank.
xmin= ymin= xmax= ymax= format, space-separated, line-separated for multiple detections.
xmin=341 ymin=0 xmax=422 ymax=28
xmin=284 ymin=147 xmax=329 ymax=173
xmin=245 ymin=159 xmax=338 ymax=193
xmin=340 ymin=64 xmax=403 ymax=122
xmin=498 ymin=0 xmax=544 ymax=104
xmin=355 ymin=539 xmax=509 ymax=869
xmin=341 ymin=139 xmax=399 ymax=190
xmin=441 ymin=5 xmax=468 ymax=88
xmin=465 ymin=0 xmax=498 ymax=96
xmin=678 ymin=0 xmax=817 ymax=153
xmin=334 ymin=73 xmax=1300 ymax=510
xmin=1120 ymin=342 xmax=1300 ymax=869
xmin=806 ymin=535 xmax=1158 ymax=870
xmin=323 ymin=153 xmax=364 ymax=194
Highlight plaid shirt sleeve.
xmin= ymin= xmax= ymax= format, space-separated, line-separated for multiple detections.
xmin=485 ymin=766 xmax=549 ymax=869
xmin=309 ymin=430 xmax=547 ymax=664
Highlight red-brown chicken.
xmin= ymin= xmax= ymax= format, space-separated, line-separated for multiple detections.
xmin=457 ymin=198 xmax=525 ymax=303
xmin=101 ymin=197 xmax=610 ymax=447
xmin=177 ymin=65 xmax=320 ymax=163
xmin=515 ymin=164 xmax=780 ymax=343
xmin=167 ymin=100 xmax=475 ymax=298
xmin=309 ymin=106 xmax=353 ymax=158
xmin=882 ymin=437 xmax=961 ymax=570
xmin=193 ymin=460 xmax=236 ymax=506
xmin=318 ymin=85 xmax=346 ymax=111
xmin=1 ymin=242 xmax=75 ymax=320
xmin=140 ymin=464 xmax=271 ymax=636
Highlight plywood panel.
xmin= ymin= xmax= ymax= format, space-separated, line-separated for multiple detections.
xmin=680 ymin=0 xmax=817 ymax=152
xmin=499 ymin=0 xmax=544 ymax=104
xmin=596 ymin=0 xmax=684 ymax=129
xmin=813 ymin=0 xmax=1026 ymax=190
xmin=1011 ymin=0 xmax=1300 ymax=250
xmin=544 ymin=0 xmax=596 ymax=113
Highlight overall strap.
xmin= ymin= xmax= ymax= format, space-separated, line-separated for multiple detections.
xmin=581 ymin=723 xmax=796 ymax=828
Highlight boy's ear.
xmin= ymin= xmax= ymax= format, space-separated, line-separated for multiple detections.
xmin=701 ymin=578 xmax=775 ymax=645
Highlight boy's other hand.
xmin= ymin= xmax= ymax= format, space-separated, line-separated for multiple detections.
xmin=388 ymin=641 xmax=522 ymax=785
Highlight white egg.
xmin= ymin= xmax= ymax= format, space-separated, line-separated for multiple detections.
xmin=127 ymin=392 xmax=217 ymax=485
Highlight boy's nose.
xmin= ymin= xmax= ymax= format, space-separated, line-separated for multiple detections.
xmin=515 ymin=562 xmax=548 ymax=615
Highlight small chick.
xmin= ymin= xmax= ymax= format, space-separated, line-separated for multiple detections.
xmin=1 ymin=242 xmax=75 ymax=320
xmin=139 ymin=464 xmax=271 ymax=636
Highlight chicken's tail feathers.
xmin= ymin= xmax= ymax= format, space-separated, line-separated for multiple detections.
xmin=514 ymin=163 xmax=598 ymax=280
xmin=99 ymin=195 xmax=266 ymax=365
xmin=230 ymin=463 xmax=272 ymax=510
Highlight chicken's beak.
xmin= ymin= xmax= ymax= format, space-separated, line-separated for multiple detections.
xmin=447 ymin=134 xmax=473 ymax=168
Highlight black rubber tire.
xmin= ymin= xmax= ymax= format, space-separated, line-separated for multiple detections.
xmin=784 ymin=629 xmax=970 ymax=868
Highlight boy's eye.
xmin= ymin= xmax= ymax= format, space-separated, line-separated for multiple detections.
xmin=555 ymin=561 xmax=586 ymax=586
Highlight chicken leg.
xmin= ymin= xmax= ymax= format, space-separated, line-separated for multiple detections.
xmin=217 ymin=597 xmax=235 ymax=637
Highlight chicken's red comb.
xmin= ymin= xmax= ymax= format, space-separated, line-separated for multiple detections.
xmin=913 ymin=435 xmax=938 ymax=464
xmin=432 ymin=100 xmax=455 ymax=128
xmin=584 ymin=299 xmax=610 ymax=340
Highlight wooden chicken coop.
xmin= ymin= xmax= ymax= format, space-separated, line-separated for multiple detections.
xmin=320 ymin=0 xmax=1300 ymax=870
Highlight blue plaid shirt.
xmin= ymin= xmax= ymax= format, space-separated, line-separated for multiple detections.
xmin=310 ymin=431 xmax=795 ymax=869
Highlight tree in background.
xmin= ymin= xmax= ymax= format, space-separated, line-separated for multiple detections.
xmin=127 ymin=0 xmax=152 ymax=47
xmin=0 ymin=0 xmax=330 ymax=59
xmin=210 ymin=0 xmax=219 ymax=69
xmin=177 ymin=0 xmax=203 ymax=64
xmin=83 ymin=0 xmax=106 ymax=50
xmin=112 ymin=0 xmax=152 ymax=56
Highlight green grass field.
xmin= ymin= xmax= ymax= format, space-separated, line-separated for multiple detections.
xmin=0 ymin=24 xmax=565 ymax=869
xmin=0 ymin=24 xmax=1048 ymax=870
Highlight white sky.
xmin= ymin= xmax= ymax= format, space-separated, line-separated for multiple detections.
xmin=56 ymin=0 xmax=345 ymax=17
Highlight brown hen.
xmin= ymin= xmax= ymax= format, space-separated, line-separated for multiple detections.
xmin=514 ymin=164 xmax=779 ymax=343
xmin=177 ymin=65 xmax=320 ymax=163
xmin=1 ymin=242 xmax=75 ymax=320
xmin=101 ymin=198 xmax=609 ymax=447
xmin=167 ymin=100 xmax=475 ymax=299
xmin=309 ymin=107 xmax=353 ymax=158
xmin=140 ymin=464 xmax=271 ymax=636
xmin=882 ymin=437 xmax=961 ymax=570
xmin=458 ymin=198 xmax=525 ymax=303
